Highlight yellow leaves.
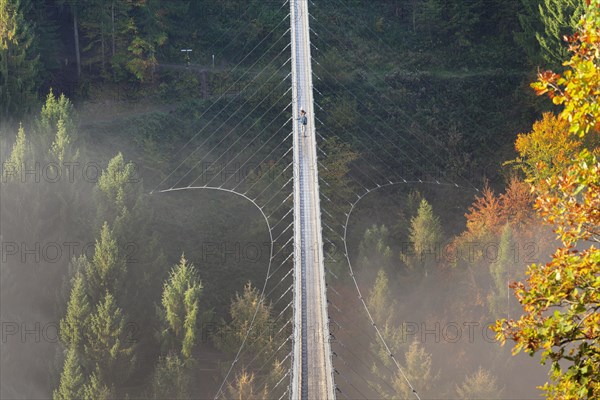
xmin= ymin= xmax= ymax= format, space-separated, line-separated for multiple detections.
xmin=514 ymin=113 xmax=582 ymax=183
xmin=533 ymin=2 xmax=600 ymax=139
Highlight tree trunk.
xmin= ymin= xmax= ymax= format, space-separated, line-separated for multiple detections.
xmin=111 ymin=2 xmax=116 ymax=56
xmin=112 ymin=2 xmax=116 ymax=81
xmin=73 ymin=7 xmax=81 ymax=77
xmin=101 ymin=19 xmax=106 ymax=73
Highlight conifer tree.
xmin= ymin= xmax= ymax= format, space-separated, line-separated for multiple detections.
xmin=95 ymin=152 xmax=143 ymax=243
xmin=151 ymin=354 xmax=189 ymax=399
xmin=225 ymin=370 xmax=265 ymax=400
xmin=53 ymin=347 xmax=86 ymax=400
xmin=0 ymin=0 xmax=40 ymax=119
xmin=214 ymin=282 xmax=275 ymax=365
xmin=456 ymin=366 xmax=504 ymax=399
xmin=59 ymin=272 xmax=90 ymax=352
xmin=158 ymin=254 xmax=203 ymax=361
xmin=517 ymin=0 xmax=583 ymax=66
xmin=82 ymin=368 xmax=111 ymax=400
xmin=34 ymin=89 xmax=77 ymax=158
xmin=85 ymin=291 xmax=135 ymax=387
xmin=368 ymin=269 xmax=395 ymax=327
xmin=406 ymin=199 xmax=443 ymax=276
xmin=3 ymin=123 xmax=30 ymax=182
xmin=395 ymin=341 xmax=438 ymax=399
xmin=85 ymin=222 xmax=126 ymax=302
xmin=536 ymin=0 xmax=583 ymax=66
xmin=487 ymin=224 xmax=514 ymax=319
xmin=358 ymin=224 xmax=392 ymax=271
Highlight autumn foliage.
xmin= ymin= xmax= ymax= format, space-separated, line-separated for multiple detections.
xmin=513 ymin=112 xmax=581 ymax=181
xmin=494 ymin=1 xmax=600 ymax=398
xmin=463 ymin=178 xmax=535 ymax=240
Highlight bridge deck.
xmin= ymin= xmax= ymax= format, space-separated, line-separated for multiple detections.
xmin=291 ymin=0 xmax=335 ymax=399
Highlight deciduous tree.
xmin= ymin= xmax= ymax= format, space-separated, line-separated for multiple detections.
xmin=495 ymin=2 xmax=600 ymax=397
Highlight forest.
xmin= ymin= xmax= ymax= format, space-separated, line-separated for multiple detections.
xmin=1 ymin=0 xmax=598 ymax=399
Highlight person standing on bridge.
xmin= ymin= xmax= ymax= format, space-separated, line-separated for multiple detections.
xmin=298 ymin=109 xmax=308 ymax=137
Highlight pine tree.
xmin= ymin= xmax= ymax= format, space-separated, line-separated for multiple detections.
xmin=517 ymin=0 xmax=583 ymax=67
xmin=50 ymin=119 xmax=71 ymax=164
xmin=82 ymin=367 xmax=111 ymax=400
xmin=358 ymin=225 xmax=392 ymax=271
xmin=35 ymin=89 xmax=76 ymax=152
xmin=95 ymin=152 xmax=143 ymax=242
xmin=537 ymin=0 xmax=583 ymax=66
xmin=158 ymin=253 xmax=203 ymax=361
xmin=488 ymin=224 xmax=514 ymax=319
xmin=0 ymin=0 xmax=40 ymax=119
xmin=59 ymin=272 xmax=91 ymax=352
xmin=225 ymin=369 xmax=265 ymax=400
xmin=85 ymin=291 xmax=135 ymax=387
xmin=368 ymin=269 xmax=394 ymax=327
xmin=214 ymin=282 xmax=275 ymax=365
xmin=78 ymin=0 xmax=132 ymax=80
xmin=3 ymin=123 xmax=30 ymax=182
xmin=151 ymin=354 xmax=190 ymax=399
xmin=85 ymin=222 xmax=126 ymax=302
xmin=53 ymin=347 xmax=85 ymax=400
xmin=395 ymin=341 xmax=438 ymax=399
xmin=407 ymin=199 xmax=443 ymax=276
xmin=456 ymin=366 xmax=504 ymax=399
xmin=125 ymin=0 xmax=168 ymax=82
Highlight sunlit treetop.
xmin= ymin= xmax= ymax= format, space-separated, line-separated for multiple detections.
xmin=532 ymin=0 xmax=600 ymax=138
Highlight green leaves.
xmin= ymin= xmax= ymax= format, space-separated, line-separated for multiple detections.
xmin=495 ymin=1 xmax=600 ymax=397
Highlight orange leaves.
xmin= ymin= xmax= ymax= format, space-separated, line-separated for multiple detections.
xmin=534 ymin=150 xmax=600 ymax=245
xmin=500 ymin=178 xmax=536 ymax=229
xmin=465 ymin=185 xmax=504 ymax=237
xmin=532 ymin=71 xmax=562 ymax=97
xmin=493 ymin=2 xmax=600 ymax=397
xmin=464 ymin=179 xmax=535 ymax=239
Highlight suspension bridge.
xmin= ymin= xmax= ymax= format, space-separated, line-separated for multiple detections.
xmin=151 ymin=0 xmax=479 ymax=398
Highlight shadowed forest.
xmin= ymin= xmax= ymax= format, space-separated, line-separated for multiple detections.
xmin=1 ymin=0 xmax=598 ymax=399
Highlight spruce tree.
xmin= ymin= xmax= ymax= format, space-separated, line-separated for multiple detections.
xmin=151 ymin=354 xmax=189 ymax=399
xmin=517 ymin=0 xmax=583 ymax=67
xmin=85 ymin=291 xmax=135 ymax=387
xmin=82 ymin=367 xmax=111 ymax=400
xmin=35 ymin=89 xmax=76 ymax=152
xmin=456 ymin=366 xmax=504 ymax=399
xmin=59 ymin=272 xmax=91 ymax=352
xmin=95 ymin=152 xmax=143 ymax=243
xmin=53 ymin=347 xmax=85 ymax=400
xmin=158 ymin=254 xmax=203 ymax=361
xmin=395 ymin=341 xmax=439 ymax=399
xmin=488 ymin=224 xmax=514 ymax=319
xmin=225 ymin=370 xmax=264 ymax=400
xmin=3 ymin=123 xmax=30 ymax=182
xmin=214 ymin=282 xmax=275 ymax=365
xmin=358 ymin=225 xmax=392 ymax=272
xmin=536 ymin=0 xmax=583 ymax=66
xmin=85 ymin=222 xmax=126 ymax=303
xmin=407 ymin=199 xmax=443 ymax=276
xmin=0 ymin=0 xmax=40 ymax=119
xmin=368 ymin=269 xmax=394 ymax=327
